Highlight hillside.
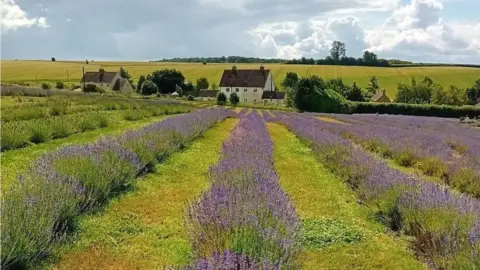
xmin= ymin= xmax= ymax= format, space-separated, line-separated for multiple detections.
xmin=1 ymin=60 xmax=479 ymax=97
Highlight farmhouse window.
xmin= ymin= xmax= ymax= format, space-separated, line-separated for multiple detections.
xmin=254 ymin=89 xmax=257 ymax=92
xmin=253 ymin=99 xmax=257 ymax=103
xmin=226 ymin=88 xmax=230 ymax=92
xmin=236 ymin=88 xmax=239 ymax=92
xmin=244 ymin=99 xmax=248 ymax=102
xmin=244 ymin=89 xmax=247 ymax=92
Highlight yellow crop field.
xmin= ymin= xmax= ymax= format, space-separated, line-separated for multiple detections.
xmin=1 ymin=60 xmax=479 ymax=96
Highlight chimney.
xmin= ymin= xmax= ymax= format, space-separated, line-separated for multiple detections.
xmin=232 ymin=65 xmax=237 ymax=75
xmin=382 ymin=89 xmax=386 ymax=95
xmin=99 ymin=67 xmax=105 ymax=82
xmin=260 ymin=65 xmax=265 ymax=72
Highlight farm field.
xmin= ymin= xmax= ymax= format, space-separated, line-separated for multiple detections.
xmin=1 ymin=94 xmax=479 ymax=269
xmin=2 ymin=60 xmax=480 ymax=97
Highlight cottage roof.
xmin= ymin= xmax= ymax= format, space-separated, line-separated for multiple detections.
xmin=371 ymin=90 xmax=391 ymax=102
xmin=261 ymin=91 xmax=285 ymax=100
xmin=81 ymin=71 xmax=118 ymax=84
xmin=198 ymin=90 xmax=219 ymax=98
xmin=219 ymin=69 xmax=271 ymax=88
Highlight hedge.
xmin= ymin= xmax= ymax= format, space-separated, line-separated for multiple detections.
xmin=349 ymin=102 xmax=480 ymax=118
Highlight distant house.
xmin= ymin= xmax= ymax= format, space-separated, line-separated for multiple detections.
xmin=171 ymin=91 xmax=179 ymax=97
xmin=198 ymin=90 xmax=219 ymax=101
xmin=80 ymin=67 xmax=134 ymax=92
xmin=219 ymin=65 xmax=284 ymax=104
xmin=371 ymin=90 xmax=392 ymax=103
xmin=261 ymin=91 xmax=286 ymax=105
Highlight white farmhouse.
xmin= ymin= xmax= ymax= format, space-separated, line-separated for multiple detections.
xmin=219 ymin=66 xmax=284 ymax=104
xmin=80 ymin=67 xmax=134 ymax=92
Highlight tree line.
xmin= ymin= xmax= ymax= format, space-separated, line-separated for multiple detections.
xmin=280 ymin=71 xmax=480 ymax=107
xmin=152 ymin=56 xmax=286 ymax=64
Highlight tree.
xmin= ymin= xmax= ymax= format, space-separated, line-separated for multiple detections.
xmin=366 ymin=76 xmax=380 ymax=94
xmin=281 ymin=72 xmax=299 ymax=89
xmin=432 ymin=85 xmax=466 ymax=106
xmin=137 ymin=75 xmax=146 ymax=92
xmin=294 ymin=76 xmax=349 ymax=113
xmin=55 ymin=81 xmax=65 ymax=89
xmin=362 ymin=51 xmax=378 ymax=66
xmin=211 ymin=82 xmax=218 ymax=90
xmin=395 ymin=77 xmax=439 ymax=104
xmin=149 ymin=69 xmax=185 ymax=94
xmin=465 ymin=79 xmax=480 ymax=105
xmin=119 ymin=67 xmax=134 ymax=85
xmin=330 ymin=41 xmax=346 ymax=63
xmin=217 ymin=92 xmax=227 ymax=105
xmin=196 ymin=77 xmax=209 ymax=96
xmin=141 ymin=80 xmax=159 ymax=95
xmin=229 ymin=92 xmax=239 ymax=106
xmin=182 ymin=81 xmax=194 ymax=94
xmin=346 ymin=82 xmax=365 ymax=101
xmin=325 ymin=78 xmax=350 ymax=98
xmin=51 ymin=57 xmax=56 ymax=62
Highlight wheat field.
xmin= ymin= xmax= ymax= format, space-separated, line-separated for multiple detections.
xmin=1 ymin=60 xmax=479 ymax=96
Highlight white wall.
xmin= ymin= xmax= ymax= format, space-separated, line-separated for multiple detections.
xmin=219 ymin=71 xmax=275 ymax=103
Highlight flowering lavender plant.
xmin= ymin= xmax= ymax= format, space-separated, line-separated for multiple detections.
xmin=187 ymin=112 xmax=300 ymax=267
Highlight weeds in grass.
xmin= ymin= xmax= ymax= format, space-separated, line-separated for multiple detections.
xmin=300 ymin=219 xmax=363 ymax=249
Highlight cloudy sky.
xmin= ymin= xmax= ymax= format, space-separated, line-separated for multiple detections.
xmin=1 ymin=0 xmax=479 ymax=63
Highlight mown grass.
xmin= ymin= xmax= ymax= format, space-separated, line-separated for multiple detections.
xmin=1 ymin=115 xmax=171 ymax=190
xmin=267 ymin=123 xmax=427 ymax=270
xmin=2 ymin=60 xmax=479 ymax=97
xmin=49 ymin=118 xmax=238 ymax=270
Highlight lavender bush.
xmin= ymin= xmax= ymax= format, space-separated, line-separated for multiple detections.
xmin=277 ymin=112 xmax=480 ymax=268
xmin=1 ymin=108 xmax=231 ymax=268
xmin=187 ymin=112 xmax=300 ymax=267
xmin=311 ymin=113 xmax=480 ymax=198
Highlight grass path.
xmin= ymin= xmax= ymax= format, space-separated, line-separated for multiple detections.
xmin=1 ymin=115 xmax=172 ymax=189
xmin=50 ymin=118 xmax=238 ymax=270
xmin=267 ymin=123 xmax=426 ymax=270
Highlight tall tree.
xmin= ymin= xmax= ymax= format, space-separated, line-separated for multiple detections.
xmin=346 ymin=82 xmax=365 ymax=101
xmin=281 ymin=72 xmax=299 ymax=89
xmin=330 ymin=41 xmax=346 ymax=62
xmin=196 ymin=77 xmax=209 ymax=96
xmin=465 ymin=79 xmax=480 ymax=105
xmin=119 ymin=67 xmax=134 ymax=85
xmin=136 ymin=75 xmax=146 ymax=92
xmin=362 ymin=51 xmax=378 ymax=66
xmin=149 ymin=69 xmax=185 ymax=94
xmin=229 ymin=92 xmax=239 ymax=106
xmin=366 ymin=76 xmax=380 ymax=94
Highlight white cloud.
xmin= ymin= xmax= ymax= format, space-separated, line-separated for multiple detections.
xmin=0 ymin=0 xmax=49 ymax=33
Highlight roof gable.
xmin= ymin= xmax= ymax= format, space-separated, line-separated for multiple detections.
xmin=371 ymin=90 xmax=391 ymax=102
xmin=81 ymin=71 xmax=118 ymax=84
xmin=198 ymin=90 xmax=219 ymax=97
xmin=219 ymin=69 xmax=270 ymax=88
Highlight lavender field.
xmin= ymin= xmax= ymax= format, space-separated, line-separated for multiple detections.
xmin=1 ymin=97 xmax=479 ymax=269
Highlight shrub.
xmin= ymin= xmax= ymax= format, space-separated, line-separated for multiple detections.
xmin=79 ymin=118 xmax=98 ymax=131
xmin=29 ymin=124 xmax=52 ymax=144
xmin=187 ymin=95 xmax=195 ymax=101
xmin=229 ymin=92 xmax=239 ymax=106
xmin=1 ymin=124 xmax=30 ymax=150
xmin=141 ymin=80 xmax=158 ymax=96
xmin=41 ymin=83 xmax=51 ymax=90
xmin=56 ymin=81 xmax=65 ymax=89
xmin=52 ymin=118 xmax=73 ymax=139
xmin=449 ymin=168 xmax=480 ymax=198
xmin=216 ymin=92 xmax=227 ymax=105
xmin=50 ymin=104 xmax=68 ymax=116
xmin=350 ymin=102 xmax=480 ymax=118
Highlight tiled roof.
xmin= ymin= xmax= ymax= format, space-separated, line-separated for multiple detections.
xmin=219 ymin=69 xmax=270 ymax=88
xmin=261 ymin=91 xmax=285 ymax=100
xmin=81 ymin=71 xmax=118 ymax=84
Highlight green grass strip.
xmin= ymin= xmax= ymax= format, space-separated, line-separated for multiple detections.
xmin=48 ymin=118 xmax=238 ymax=269
xmin=267 ymin=123 xmax=427 ymax=270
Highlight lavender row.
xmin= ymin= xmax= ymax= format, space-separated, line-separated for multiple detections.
xmin=1 ymin=108 xmax=232 ymax=269
xmin=276 ymin=112 xmax=480 ymax=268
xmin=185 ymin=112 xmax=300 ymax=269
xmin=311 ymin=113 xmax=480 ymax=199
